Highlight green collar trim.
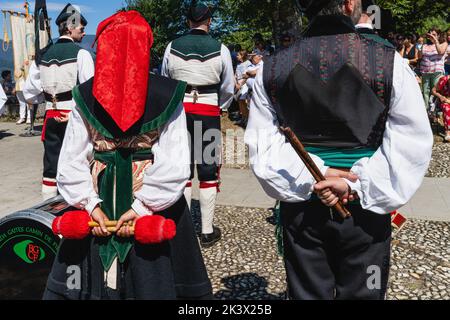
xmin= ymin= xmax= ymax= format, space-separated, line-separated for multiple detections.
xmin=139 ymin=80 xmax=187 ymax=134
xmin=72 ymin=85 xmax=114 ymax=139
xmin=73 ymin=80 xmax=187 ymax=138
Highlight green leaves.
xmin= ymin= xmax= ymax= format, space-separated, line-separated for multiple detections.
xmin=377 ymin=0 xmax=449 ymax=34
xmin=125 ymin=0 xmax=449 ymax=59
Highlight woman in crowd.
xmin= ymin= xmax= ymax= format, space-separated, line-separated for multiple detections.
xmin=445 ymin=29 xmax=450 ymax=75
xmin=235 ymin=50 xmax=252 ymax=126
xmin=400 ymin=34 xmax=419 ymax=69
xmin=432 ymin=74 xmax=450 ymax=141
xmin=420 ymin=27 xmax=449 ymax=109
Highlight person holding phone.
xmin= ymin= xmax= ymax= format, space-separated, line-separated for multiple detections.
xmin=420 ymin=28 xmax=449 ymax=109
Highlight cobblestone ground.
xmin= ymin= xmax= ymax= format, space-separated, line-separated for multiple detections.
xmin=221 ymin=117 xmax=450 ymax=175
xmin=427 ymin=142 xmax=450 ymax=178
xmin=191 ymin=203 xmax=450 ymax=300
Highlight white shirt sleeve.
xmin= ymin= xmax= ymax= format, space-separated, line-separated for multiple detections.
xmin=244 ymin=67 xmax=329 ymax=202
xmin=0 ymin=85 xmax=6 ymax=114
xmin=77 ymin=49 xmax=95 ymax=84
xmin=57 ymin=106 xmax=102 ymax=214
xmin=161 ymin=42 xmax=172 ymax=78
xmin=345 ymin=53 xmax=433 ymax=214
xmin=219 ymin=44 xmax=236 ymax=110
xmin=23 ymin=61 xmax=44 ymax=104
xmin=131 ymin=103 xmax=191 ymax=215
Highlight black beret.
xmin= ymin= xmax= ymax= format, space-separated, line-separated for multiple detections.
xmin=55 ymin=3 xmax=87 ymax=26
xmin=186 ymin=1 xmax=214 ymax=22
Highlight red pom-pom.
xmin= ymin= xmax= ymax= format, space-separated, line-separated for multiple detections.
xmin=162 ymin=219 xmax=176 ymax=241
xmin=52 ymin=210 xmax=91 ymax=239
xmin=134 ymin=215 xmax=176 ymax=244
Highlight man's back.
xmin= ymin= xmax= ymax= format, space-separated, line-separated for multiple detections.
xmin=167 ymin=30 xmax=223 ymax=86
xmin=263 ymin=29 xmax=396 ymax=149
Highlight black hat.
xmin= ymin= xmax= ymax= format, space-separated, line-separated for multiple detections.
xmin=362 ymin=0 xmax=376 ymax=12
xmin=55 ymin=3 xmax=87 ymax=27
xmin=295 ymin=0 xmax=345 ymax=18
xmin=186 ymin=0 xmax=214 ymax=22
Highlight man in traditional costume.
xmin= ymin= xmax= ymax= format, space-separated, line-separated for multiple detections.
xmin=43 ymin=11 xmax=212 ymax=300
xmin=245 ymin=0 xmax=433 ymax=299
xmin=162 ymin=0 xmax=235 ymax=248
xmin=23 ymin=3 xmax=94 ymax=200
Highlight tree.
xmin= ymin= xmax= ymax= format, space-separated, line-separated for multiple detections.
xmin=125 ymin=0 xmax=305 ymax=55
xmin=377 ymin=0 xmax=449 ymax=35
xmin=125 ymin=0 xmax=449 ymax=59
xmin=125 ymin=0 xmax=190 ymax=57
xmin=217 ymin=0 xmax=304 ymax=47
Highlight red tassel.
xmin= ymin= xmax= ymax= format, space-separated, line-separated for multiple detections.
xmin=52 ymin=210 xmax=91 ymax=240
xmin=134 ymin=215 xmax=176 ymax=244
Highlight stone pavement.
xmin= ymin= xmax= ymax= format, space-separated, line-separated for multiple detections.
xmin=0 ymin=121 xmax=449 ymax=222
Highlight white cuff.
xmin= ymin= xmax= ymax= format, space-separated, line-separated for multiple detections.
xmin=131 ymin=199 xmax=154 ymax=216
xmin=84 ymin=198 xmax=103 ymax=215
xmin=343 ymin=178 xmax=362 ymax=198
xmin=320 ymin=166 xmax=330 ymax=177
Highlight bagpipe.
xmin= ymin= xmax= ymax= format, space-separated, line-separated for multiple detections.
xmin=281 ymin=127 xmax=408 ymax=231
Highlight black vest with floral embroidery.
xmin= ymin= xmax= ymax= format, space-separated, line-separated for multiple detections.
xmin=263 ymin=16 xmax=395 ymax=148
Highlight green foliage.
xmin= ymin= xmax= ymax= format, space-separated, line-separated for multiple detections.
xmin=377 ymin=0 xmax=449 ymax=34
xmin=125 ymin=0 xmax=301 ymax=55
xmin=418 ymin=16 xmax=450 ymax=36
xmin=125 ymin=0 xmax=190 ymax=57
xmin=125 ymin=0 xmax=449 ymax=60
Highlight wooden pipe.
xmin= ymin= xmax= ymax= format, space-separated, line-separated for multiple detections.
xmin=280 ymin=127 xmax=352 ymax=219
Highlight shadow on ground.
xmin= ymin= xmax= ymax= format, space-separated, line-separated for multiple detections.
xmin=214 ymin=273 xmax=286 ymax=300
xmin=0 ymin=130 xmax=14 ymax=139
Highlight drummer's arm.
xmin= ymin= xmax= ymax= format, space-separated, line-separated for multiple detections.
xmin=57 ymin=106 xmax=102 ymax=214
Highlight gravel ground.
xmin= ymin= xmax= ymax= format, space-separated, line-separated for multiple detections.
xmin=427 ymin=142 xmax=450 ymax=178
xmin=192 ymin=203 xmax=450 ymax=300
xmin=221 ymin=116 xmax=450 ymax=176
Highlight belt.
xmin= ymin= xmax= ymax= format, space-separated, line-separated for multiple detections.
xmin=44 ymin=90 xmax=73 ymax=106
xmin=185 ymin=84 xmax=220 ymax=94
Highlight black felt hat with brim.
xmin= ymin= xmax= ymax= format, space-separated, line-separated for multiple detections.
xmin=186 ymin=0 xmax=214 ymax=22
xmin=55 ymin=3 xmax=87 ymax=26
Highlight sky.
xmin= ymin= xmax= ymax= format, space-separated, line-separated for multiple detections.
xmin=0 ymin=0 xmax=127 ymax=37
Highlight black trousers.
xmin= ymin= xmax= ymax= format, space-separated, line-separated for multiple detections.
xmin=281 ymin=200 xmax=391 ymax=300
xmin=43 ymin=117 xmax=68 ymax=180
xmin=186 ymin=113 xmax=221 ymax=182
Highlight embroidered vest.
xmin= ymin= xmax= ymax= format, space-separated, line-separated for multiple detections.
xmin=168 ymin=30 xmax=223 ymax=106
xmin=39 ymin=38 xmax=82 ymax=110
xmin=263 ymin=32 xmax=395 ymax=149
xmin=73 ymin=73 xmax=187 ymax=271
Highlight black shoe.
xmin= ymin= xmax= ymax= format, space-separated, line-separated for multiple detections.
xmin=200 ymin=226 xmax=222 ymax=248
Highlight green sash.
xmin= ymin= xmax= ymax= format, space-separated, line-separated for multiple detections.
xmin=305 ymin=146 xmax=376 ymax=168
xmin=94 ymin=148 xmax=152 ymax=271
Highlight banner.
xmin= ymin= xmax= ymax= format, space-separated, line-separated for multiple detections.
xmin=10 ymin=15 xmax=34 ymax=91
